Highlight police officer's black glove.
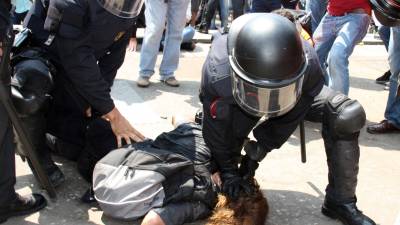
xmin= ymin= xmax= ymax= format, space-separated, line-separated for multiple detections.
xmin=244 ymin=140 xmax=268 ymax=162
xmin=239 ymin=155 xmax=259 ymax=180
xmin=221 ymin=172 xmax=254 ymax=200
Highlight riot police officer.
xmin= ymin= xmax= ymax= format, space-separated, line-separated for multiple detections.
xmin=18 ymin=0 xmax=146 ymax=186
xmin=200 ymin=13 xmax=376 ymax=225
xmin=0 ymin=0 xmax=46 ymax=223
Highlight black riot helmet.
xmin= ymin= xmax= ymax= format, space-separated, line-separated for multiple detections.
xmin=97 ymin=0 xmax=144 ymax=18
xmin=370 ymin=0 xmax=400 ymax=26
xmin=228 ymin=13 xmax=308 ymax=118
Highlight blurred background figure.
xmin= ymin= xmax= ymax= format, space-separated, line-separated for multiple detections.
xmin=368 ymin=27 xmax=400 ymax=134
xmin=137 ymin=0 xmax=190 ymax=87
xmin=304 ymin=0 xmax=327 ymax=33
xmin=197 ymin=0 xmax=229 ymax=33
xmin=313 ymin=0 xmax=371 ymax=95
xmin=251 ymin=0 xmax=299 ymax=13
xmin=11 ymin=0 xmax=32 ymax=25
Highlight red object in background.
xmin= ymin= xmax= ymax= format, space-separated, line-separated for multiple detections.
xmin=328 ymin=0 xmax=371 ymax=16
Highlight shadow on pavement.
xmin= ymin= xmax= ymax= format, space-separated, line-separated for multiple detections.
xmin=114 ymin=79 xmax=202 ymax=109
xmin=350 ymin=76 xmax=387 ymax=92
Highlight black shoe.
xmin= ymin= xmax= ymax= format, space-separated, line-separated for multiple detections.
xmin=46 ymin=165 xmax=65 ymax=188
xmin=197 ymin=23 xmax=209 ymax=34
xmin=80 ymin=188 xmax=96 ymax=204
xmin=322 ymin=200 xmax=376 ymax=225
xmin=28 ymin=159 xmax=65 ymax=188
xmin=0 ymin=193 xmax=47 ymax=223
xmin=376 ymin=70 xmax=391 ymax=85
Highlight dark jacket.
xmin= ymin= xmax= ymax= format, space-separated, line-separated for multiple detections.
xmin=200 ymin=33 xmax=324 ymax=173
xmin=0 ymin=0 xmax=11 ymax=41
xmin=24 ymin=0 xmax=135 ymax=115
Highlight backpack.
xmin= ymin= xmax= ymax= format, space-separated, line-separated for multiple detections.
xmin=92 ymin=123 xmax=217 ymax=220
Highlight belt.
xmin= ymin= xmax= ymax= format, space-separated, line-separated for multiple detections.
xmin=328 ymin=8 xmax=369 ymax=17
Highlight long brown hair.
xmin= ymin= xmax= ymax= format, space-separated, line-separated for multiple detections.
xmin=207 ymin=181 xmax=269 ymax=225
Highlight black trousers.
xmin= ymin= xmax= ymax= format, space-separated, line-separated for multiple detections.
xmin=0 ymin=101 xmax=16 ymax=205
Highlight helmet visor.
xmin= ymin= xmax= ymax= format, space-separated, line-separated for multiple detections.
xmin=232 ymin=70 xmax=304 ymax=118
xmin=97 ymin=0 xmax=144 ymax=18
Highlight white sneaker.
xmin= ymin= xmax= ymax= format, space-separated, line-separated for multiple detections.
xmin=136 ymin=77 xmax=150 ymax=87
xmin=163 ymin=77 xmax=180 ymax=87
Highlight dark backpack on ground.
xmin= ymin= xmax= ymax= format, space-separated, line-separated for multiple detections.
xmin=82 ymin=120 xmax=217 ymax=220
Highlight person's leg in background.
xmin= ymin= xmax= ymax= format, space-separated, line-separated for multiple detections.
xmin=305 ymin=0 xmax=328 ymax=33
xmin=190 ymin=0 xmax=201 ymax=26
xmin=376 ymin=25 xmax=391 ymax=84
xmin=218 ymin=0 xmax=229 ymax=31
xmin=368 ymin=26 xmax=400 ymax=133
xmin=159 ymin=0 xmax=190 ymax=86
xmin=313 ymin=14 xmax=338 ymax=84
xmin=281 ymin=0 xmax=298 ymax=9
xmin=137 ymin=0 xmax=168 ymax=87
xmin=251 ymin=0 xmax=281 ymax=12
xmin=232 ymin=0 xmax=245 ymax=19
xmin=198 ymin=0 xmax=217 ymax=33
xmin=325 ymin=14 xmax=370 ymax=95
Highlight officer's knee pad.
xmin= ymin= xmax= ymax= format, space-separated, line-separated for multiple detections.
xmin=11 ymin=58 xmax=54 ymax=116
xmin=324 ymin=93 xmax=366 ymax=138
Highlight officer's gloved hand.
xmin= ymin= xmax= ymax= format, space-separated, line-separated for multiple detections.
xmin=221 ymin=172 xmax=254 ymax=200
xmin=244 ymin=140 xmax=268 ymax=162
xmin=239 ymin=155 xmax=259 ymax=180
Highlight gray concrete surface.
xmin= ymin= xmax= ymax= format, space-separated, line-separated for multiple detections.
xmin=5 ymin=37 xmax=400 ymax=225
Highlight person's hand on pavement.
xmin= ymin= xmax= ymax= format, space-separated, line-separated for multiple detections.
xmin=102 ymin=107 xmax=145 ymax=147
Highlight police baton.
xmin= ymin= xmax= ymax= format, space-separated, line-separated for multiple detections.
xmin=0 ymin=34 xmax=57 ymax=199
xmin=300 ymin=120 xmax=307 ymax=163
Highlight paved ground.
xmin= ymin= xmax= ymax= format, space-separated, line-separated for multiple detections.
xmin=6 ymin=34 xmax=400 ymax=225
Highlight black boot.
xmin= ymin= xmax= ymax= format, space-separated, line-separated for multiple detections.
xmin=322 ymin=97 xmax=375 ymax=225
xmin=0 ymin=193 xmax=47 ymax=223
xmin=322 ymin=199 xmax=376 ymax=225
xmin=80 ymin=187 xmax=96 ymax=204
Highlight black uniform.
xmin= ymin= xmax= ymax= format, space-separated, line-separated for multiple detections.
xmin=23 ymin=0 xmax=135 ymax=151
xmin=0 ymin=0 xmax=17 ymax=205
xmin=201 ymin=33 xmax=364 ymax=204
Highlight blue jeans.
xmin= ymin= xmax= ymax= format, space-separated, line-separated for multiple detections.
xmin=314 ymin=13 xmax=370 ymax=95
xmin=139 ymin=0 xmax=190 ymax=79
xmin=203 ymin=0 xmax=229 ymax=29
xmin=305 ymin=0 xmax=328 ymax=33
xmin=384 ymin=27 xmax=400 ymax=128
xmin=378 ymin=25 xmax=390 ymax=51
xmin=161 ymin=25 xmax=196 ymax=47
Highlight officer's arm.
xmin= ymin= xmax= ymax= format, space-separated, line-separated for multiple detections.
xmin=54 ymin=33 xmax=115 ymax=115
xmin=253 ymin=94 xmax=315 ymax=151
xmin=97 ymin=31 xmax=131 ymax=86
xmin=202 ymin=100 xmax=237 ymax=175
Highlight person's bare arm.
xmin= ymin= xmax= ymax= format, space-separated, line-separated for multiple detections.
xmin=141 ymin=210 xmax=166 ymax=225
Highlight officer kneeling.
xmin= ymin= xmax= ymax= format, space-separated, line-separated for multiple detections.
xmin=13 ymin=0 xmax=146 ymax=187
xmin=200 ymin=14 xmax=376 ymax=225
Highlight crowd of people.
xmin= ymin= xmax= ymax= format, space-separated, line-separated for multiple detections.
xmin=0 ymin=0 xmax=399 ymax=225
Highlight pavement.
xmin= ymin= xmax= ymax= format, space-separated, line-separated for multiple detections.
xmin=5 ymin=32 xmax=400 ymax=225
